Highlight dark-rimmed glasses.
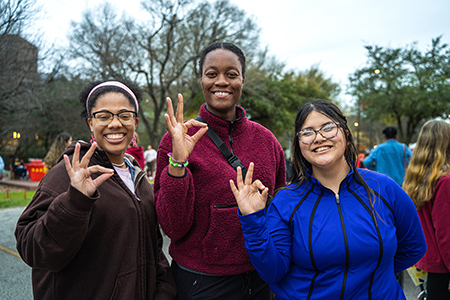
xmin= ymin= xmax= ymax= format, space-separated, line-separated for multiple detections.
xmin=92 ymin=110 xmax=137 ymax=126
xmin=297 ymin=122 xmax=340 ymax=144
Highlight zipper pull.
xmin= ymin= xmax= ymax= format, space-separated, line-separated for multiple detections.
xmin=335 ymin=193 xmax=340 ymax=204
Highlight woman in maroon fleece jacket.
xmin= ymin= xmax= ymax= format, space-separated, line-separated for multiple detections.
xmin=15 ymin=80 xmax=176 ymax=300
xmin=154 ymin=42 xmax=286 ymax=299
xmin=403 ymin=120 xmax=450 ymax=299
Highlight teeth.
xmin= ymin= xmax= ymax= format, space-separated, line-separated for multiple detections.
xmin=214 ymin=92 xmax=229 ymax=96
xmin=315 ymin=146 xmax=330 ymax=152
xmin=106 ymin=134 xmax=124 ymax=140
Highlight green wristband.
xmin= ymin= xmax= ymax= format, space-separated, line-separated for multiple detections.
xmin=169 ymin=156 xmax=189 ymax=168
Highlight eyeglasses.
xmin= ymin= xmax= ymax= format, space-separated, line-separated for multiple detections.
xmin=297 ymin=122 xmax=340 ymax=144
xmin=92 ymin=110 xmax=137 ymax=126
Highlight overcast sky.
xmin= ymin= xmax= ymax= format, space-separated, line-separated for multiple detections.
xmin=35 ymin=0 xmax=450 ymax=105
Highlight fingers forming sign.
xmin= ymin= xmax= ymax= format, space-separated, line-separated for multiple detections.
xmin=165 ymin=94 xmax=208 ymax=176
xmin=230 ymin=162 xmax=269 ymax=215
xmin=64 ymin=142 xmax=114 ymax=197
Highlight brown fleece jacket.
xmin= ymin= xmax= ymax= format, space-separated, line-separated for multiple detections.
xmin=15 ymin=141 xmax=176 ymax=300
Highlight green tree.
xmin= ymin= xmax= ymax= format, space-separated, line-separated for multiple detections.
xmin=68 ymin=0 xmax=260 ymax=147
xmin=242 ymin=65 xmax=340 ymax=139
xmin=348 ymin=37 xmax=450 ymax=144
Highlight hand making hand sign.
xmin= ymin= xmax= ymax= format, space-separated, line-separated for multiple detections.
xmin=230 ymin=162 xmax=269 ymax=215
xmin=63 ymin=142 xmax=114 ymax=197
xmin=165 ymin=93 xmax=208 ymax=176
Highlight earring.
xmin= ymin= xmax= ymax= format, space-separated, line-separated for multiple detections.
xmin=90 ymin=134 xmax=95 ymax=145
xmin=132 ymin=136 xmax=137 ymax=147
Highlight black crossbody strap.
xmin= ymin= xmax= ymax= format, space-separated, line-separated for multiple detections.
xmin=195 ymin=116 xmax=247 ymax=179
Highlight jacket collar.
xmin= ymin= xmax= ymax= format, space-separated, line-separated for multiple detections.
xmin=306 ymin=167 xmax=355 ymax=192
xmin=198 ymin=103 xmax=248 ymax=138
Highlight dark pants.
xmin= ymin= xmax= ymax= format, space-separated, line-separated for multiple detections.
xmin=171 ymin=261 xmax=273 ymax=300
xmin=14 ymin=167 xmax=27 ymax=178
xmin=427 ymin=272 xmax=450 ymax=300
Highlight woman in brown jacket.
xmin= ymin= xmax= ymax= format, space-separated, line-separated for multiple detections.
xmin=15 ymin=80 xmax=176 ymax=300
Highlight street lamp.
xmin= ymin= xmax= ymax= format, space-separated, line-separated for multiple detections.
xmin=354 ymin=122 xmax=360 ymax=152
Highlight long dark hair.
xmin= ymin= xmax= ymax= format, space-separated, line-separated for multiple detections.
xmin=288 ymin=100 xmax=374 ymax=205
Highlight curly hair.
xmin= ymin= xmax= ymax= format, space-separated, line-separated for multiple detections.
xmin=403 ymin=120 xmax=450 ymax=209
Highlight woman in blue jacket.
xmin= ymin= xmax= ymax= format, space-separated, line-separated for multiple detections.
xmin=230 ymin=100 xmax=426 ymax=299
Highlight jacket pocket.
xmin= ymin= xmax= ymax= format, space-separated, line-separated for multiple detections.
xmin=213 ymin=204 xmax=238 ymax=209
xmin=109 ymin=269 xmax=138 ymax=300
xmin=201 ymin=204 xmax=249 ymax=265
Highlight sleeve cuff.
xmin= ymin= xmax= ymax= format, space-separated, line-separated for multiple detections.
xmin=238 ymin=208 xmax=266 ymax=233
xmin=167 ymin=169 xmax=187 ymax=178
xmin=63 ymin=185 xmax=99 ymax=213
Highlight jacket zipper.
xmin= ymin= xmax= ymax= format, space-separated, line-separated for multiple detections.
xmin=335 ymin=193 xmax=350 ymax=300
xmin=133 ymin=172 xmax=146 ymax=202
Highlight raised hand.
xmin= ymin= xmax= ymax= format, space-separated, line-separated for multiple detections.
xmin=64 ymin=142 xmax=114 ymax=197
xmin=165 ymin=93 xmax=208 ymax=164
xmin=230 ymin=163 xmax=269 ymax=215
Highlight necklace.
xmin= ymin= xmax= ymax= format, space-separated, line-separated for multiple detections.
xmin=111 ymin=161 xmax=125 ymax=167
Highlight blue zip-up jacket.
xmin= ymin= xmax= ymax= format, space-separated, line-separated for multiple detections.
xmin=239 ymin=169 xmax=426 ymax=300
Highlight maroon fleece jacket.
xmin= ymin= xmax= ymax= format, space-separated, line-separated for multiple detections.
xmin=416 ymin=174 xmax=450 ymax=273
xmin=126 ymin=146 xmax=146 ymax=169
xmin=154 ymin=104 xmax=286 ymax=275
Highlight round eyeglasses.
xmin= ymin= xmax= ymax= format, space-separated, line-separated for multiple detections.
xmin=297 ymin=122 xmax=340 ymax=144
xmin=92 ymin=110 xmax=137 ymax=126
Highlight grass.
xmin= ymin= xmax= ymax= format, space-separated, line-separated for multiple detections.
xmin=0 ymin=190 xmax=35 ymax=208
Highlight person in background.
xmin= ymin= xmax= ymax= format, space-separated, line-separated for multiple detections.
xmin=125 ymin=131 xmax=146 ymax=169
xmin=363 ymin=126 xmax=412 ymax=186
xmin=44 ymin=132 xmax=72 ymax=169
xmin=12 ymin=156 xmax=28 ymax=180
xmin=0 ymin=154 xmax=6 ymax=179
xmin=144 ymin=144 xmax=157 ymax=179
xmin=403 ymin=120 xmax=450 ymax=300
xmin=155 ymin=42 xmax=286 ymax=299
xmin=15 ymin=80 xmax=176 ymax=300
xmin=230 ymin=99 xmax=426 ymax=299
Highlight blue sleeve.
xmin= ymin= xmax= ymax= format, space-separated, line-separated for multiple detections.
xmin=363 ymin=149 xmax=377 ymax=170
xmin=239 ymin=206 xmax=292 ymax=284
xmin=391 ymin=184 xmax=426 ymax=273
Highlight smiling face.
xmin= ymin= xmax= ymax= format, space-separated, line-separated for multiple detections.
xmin=299 ymin=110 xmax=348 ymax=174
xmin=87 ymin=92 xmax=138 ymax=163
xmin=201 ymin=49 xmax=245 ymax=121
